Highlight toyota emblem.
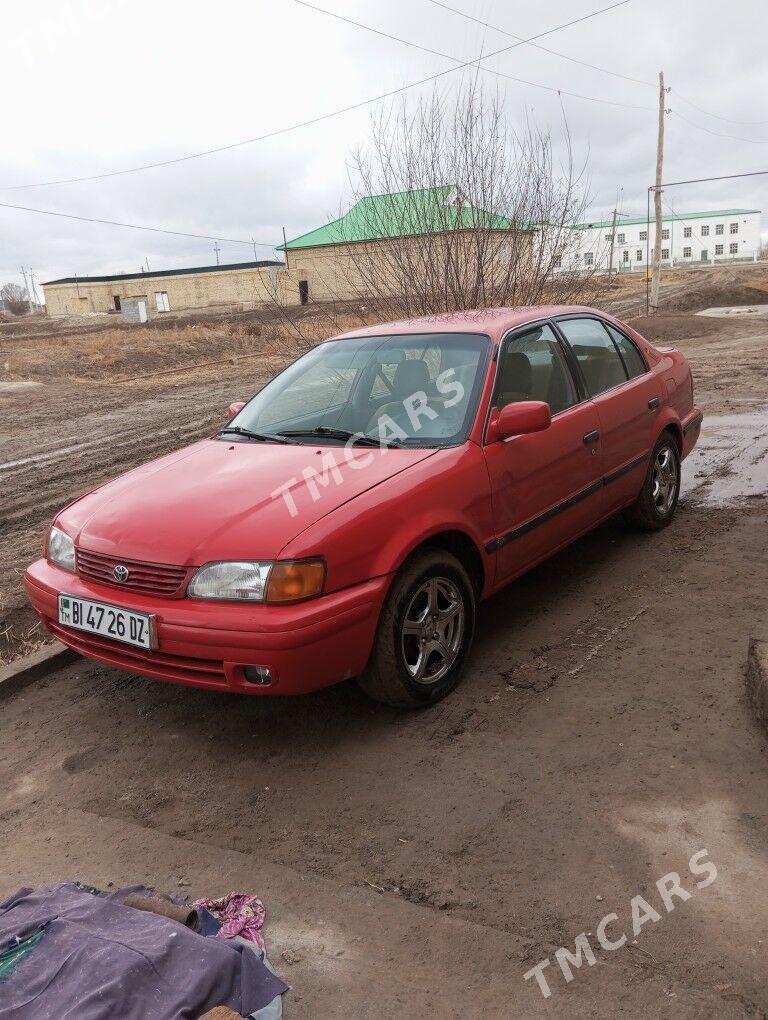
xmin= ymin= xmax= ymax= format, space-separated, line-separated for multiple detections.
xmin=113 ymin=564 xmax=130 ymax=583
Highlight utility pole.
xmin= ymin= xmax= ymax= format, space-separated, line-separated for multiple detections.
xmin=20 ymin=266 xmax=31 ymax=308
xmin=28 ymin=269 xmax=41 ymax=311
xmin=607 ymin=207 xmax=619 ymax=276
xmin=649 ymin=71 xmax=666 ymax=313
xmin=213 ymin=241 xmax=221 ymax=265
xmin=282 ymin=227 xmax=290 ymax=270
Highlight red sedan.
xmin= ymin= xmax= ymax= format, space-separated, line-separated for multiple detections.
xmin=26 ymin=306 xmax=702 ymax=707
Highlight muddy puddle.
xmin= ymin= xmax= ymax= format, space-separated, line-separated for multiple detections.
xmin=682 ymin=406 xmax=768 ymax=507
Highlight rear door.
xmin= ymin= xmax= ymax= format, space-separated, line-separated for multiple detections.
xmin=483 ymin=321 xmax=604 ymax=582
xmin=554 ymin=315 xmax=662 ymax=512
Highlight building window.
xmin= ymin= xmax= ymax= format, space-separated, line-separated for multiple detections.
xmin=683 ymin=226 xmax=692 ymax=238
xmin=715 ymin=244 xmax=724 ymax=255
xmin=730 ymin=222 xmax=739 ymax=234
xmin=661 ymin=229 xmax=669 ymax=240
xmin=584 ymin=252 xmax=594 ymax=265
xmin=661 ymin=248 xmax=670 ymax=260
xmin=716 ymin=223 xmax=724 ymax=235
xmin=553 ymin=257 xmax=562 ymax=269
xmin=683 ymin=246 xmax=692 ymax=258
xmin=701 ymin=225 xmax=709 ymax=236
xmin=154 ymin=291 xmax=170 ymax=313
xmin=604 ymin=233 xmax=613 ymax=241
xmin=622 ymin=250 xmax=629 ymax=262
xmin=639 ymin=230 xmax=647 ymax=241
xmin=730 ymin=243 xmax=739 ymax=254
xmin=113 ymin=295 xmax=121 ymax=312
xmin=636 ymin=249 xmax=643 ymax=261
xmin=617 ymin=233 xmax=626 ymax=244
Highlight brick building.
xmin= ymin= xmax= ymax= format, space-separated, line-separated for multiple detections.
xmin=42 ymin=259 xmax=283 ymax=318
xmin=278 ymin=186 xmax=526 ymax=305
xmin=42 ymin=187 xmax=528 ymax=316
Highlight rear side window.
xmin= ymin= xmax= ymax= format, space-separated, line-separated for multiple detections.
xmin=557 ymin=318 xmax=628 ymax=397
xmin=605 ymin=323 xmax=647 ymax=379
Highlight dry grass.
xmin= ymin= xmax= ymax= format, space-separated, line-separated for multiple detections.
xmin=3 ymin=319 xmax=275 ymax=382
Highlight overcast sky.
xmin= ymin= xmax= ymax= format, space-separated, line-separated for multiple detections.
xmin=2 ymin=0 xmax=768 ymax=291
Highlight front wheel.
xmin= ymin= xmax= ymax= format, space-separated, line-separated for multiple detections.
xmin=623 ymin=434 xmax=681 ymax=531
xmin=357 ymin=550 xmax=476 ymax=708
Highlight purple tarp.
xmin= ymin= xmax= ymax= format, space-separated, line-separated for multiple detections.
xmin=0 ymin=883 xmax=287 ymax=1019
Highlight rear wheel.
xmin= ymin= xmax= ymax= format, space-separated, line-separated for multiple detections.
xmin=623 ymin=433 xmax=680 ymax=531
xmin=358 ymin=550 xmax=476 ymax=708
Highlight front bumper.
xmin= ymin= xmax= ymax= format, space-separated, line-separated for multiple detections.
xmin=25 ymin=559 xmax=390 ymax=695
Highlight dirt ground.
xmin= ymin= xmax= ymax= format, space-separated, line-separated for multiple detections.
xmin=2 ymin=265 xmax=768 ymax=1016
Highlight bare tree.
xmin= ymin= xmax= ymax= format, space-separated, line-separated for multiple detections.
xmin=333 ymin=84 xmax=593 ymax=317
xmin=0 ymin=282 xmax=30 ymax=315
xmin=254 ymin=84 xmax=594 ymax=347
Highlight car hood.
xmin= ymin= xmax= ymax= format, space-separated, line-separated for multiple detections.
xmin=59 ymin=438 xmax=437 ymax=564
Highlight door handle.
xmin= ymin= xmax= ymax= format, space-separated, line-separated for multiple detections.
xmin=583 ymin=430 xmax=600 ymax=445
xmin=648 ymin=397 xmax=660 ymax=410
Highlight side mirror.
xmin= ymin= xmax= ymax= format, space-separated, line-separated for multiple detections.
xmin=228 ymin=401 xmax=246 ymax=420
xmin=490 ymin=400 xmax=551 ymax=442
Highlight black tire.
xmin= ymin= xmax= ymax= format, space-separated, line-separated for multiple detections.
xmin=358 ymin=549 xmax=476 ymax=708
xmin=623 ymin=432 xmax=681 ymax=531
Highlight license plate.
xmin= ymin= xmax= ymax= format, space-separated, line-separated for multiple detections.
xmin=58 ymin=593 xmax=156 ymax=650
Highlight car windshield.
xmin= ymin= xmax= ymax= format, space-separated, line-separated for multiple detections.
xmin=228 ymin=332 xmax=490 ymax=447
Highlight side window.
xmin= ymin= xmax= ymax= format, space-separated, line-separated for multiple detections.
xmin=557 ymin=318 xmax=628 ymax=396
xmin=493 ymin=323 xmax=577 ymax=415
xmin=605 ymin=324 xmax=647 ymax=379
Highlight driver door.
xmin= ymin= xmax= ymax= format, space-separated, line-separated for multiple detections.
xmin=483 ymin=322 xmax=604 ymax=582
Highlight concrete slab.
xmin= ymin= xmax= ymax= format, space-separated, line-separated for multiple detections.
xmin=0 ymin=380 xmax=43 ymax=393
xmin=697 ymin=305 xmax=768 ymax=318
xmin=0 ymin=805 xmax=730 ymax=1019
xmin=0 ymin=640 xmax=76 ymax=699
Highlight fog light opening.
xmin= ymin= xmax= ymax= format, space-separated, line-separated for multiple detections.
xmin=244 ymin=665 xmax=273 ymax=686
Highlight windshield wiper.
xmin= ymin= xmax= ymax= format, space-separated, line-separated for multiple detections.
xmin=278 ymin=426 xmax=403 ymax=448
xmin=218 ymin=426 xmax=294 ymax=445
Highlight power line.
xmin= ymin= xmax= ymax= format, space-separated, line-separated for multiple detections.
xmin=0 ymin=0 xmax=637 ymax=193
xmin=672 ymin=90 xmax=768 ymax=127
xmin=294 ymin=0 xmax=654 ymax=111
xmin=671 ymin=109 xmax=768 ymax=146
xmin=652 ymin=169 xmax=768 ymax=189
xmin=424 ymin=0 xmax=655 ymax=88
xmin=0 ymin=198 xmax=279 ymax=248
xmin=426 ymin=0 xmax=768 ymax=129
xmin=425 ymin=0 xmax=768 ymax=133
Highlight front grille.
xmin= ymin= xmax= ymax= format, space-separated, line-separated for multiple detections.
xmin=76 ymin=548 xmax=190 ymax=598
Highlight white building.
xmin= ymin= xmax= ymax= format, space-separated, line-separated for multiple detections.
xmin=557 ymin=208 xmax=761 ymax=273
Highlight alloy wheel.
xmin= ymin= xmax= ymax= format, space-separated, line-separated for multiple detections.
xmin=401 ymin=577 xmax=465 ymax=684
xmin=652 ymin=446 xmax=678 ymax=516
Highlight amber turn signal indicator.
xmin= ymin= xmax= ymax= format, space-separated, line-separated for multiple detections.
xmin=265 ymin=559 xmax=325 ymax=604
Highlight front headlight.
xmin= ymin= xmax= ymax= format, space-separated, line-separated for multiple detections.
xmin=46 ymin=525 xmax=76 ymax=573
xmin=188 ymin=561 xmax=273 ymax=601
xmin=188 ymin=558 xmax=325 ymax=603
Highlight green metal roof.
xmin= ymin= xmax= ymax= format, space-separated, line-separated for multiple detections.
xmin=573 ymin=208 xmax=760 ymax=231
xmin=280 ymin=186 xmax=517 ymax=250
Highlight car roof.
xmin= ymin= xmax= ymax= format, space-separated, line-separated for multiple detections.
xmin=330 ymin=305 xmax=613 ymax=344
